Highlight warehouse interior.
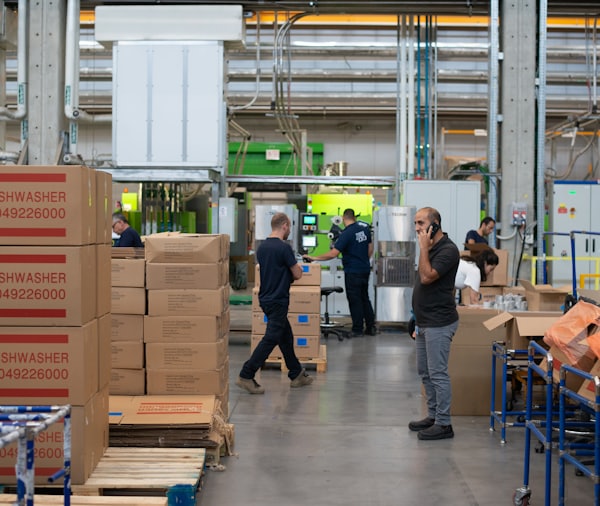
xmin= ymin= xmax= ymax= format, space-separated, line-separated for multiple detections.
xmin=1 ymin=1 xmax=600 ymax=505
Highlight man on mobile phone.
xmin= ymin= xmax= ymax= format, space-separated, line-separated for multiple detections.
xmin=409 ymin=207 xmax=460 ymax=440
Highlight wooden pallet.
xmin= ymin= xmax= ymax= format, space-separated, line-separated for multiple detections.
xmin=264 ymin=344 xmax=327 ymax=373
xmin=0 ymin=495 xmax=167 ymax=506
xmin=71 ymin=448 xmax=205 ymax=505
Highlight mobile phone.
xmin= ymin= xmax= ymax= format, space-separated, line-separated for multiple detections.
xmin=429 ymin=222 xmax=440 ymax=239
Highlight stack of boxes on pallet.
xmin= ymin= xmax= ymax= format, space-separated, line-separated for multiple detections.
xmin=0 ymin=166 xmax=111 ymax=485
xmin=110 ymin=252 xmax=146 ymax=394
xmin=140 ymin=234 xmax=231 ymax=412
xmin=251 ymin=263 xmax=322 ymax=361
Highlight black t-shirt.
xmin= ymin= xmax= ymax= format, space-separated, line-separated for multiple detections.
xmin=412 ymin=234 xmax=459 ymax=328
xmin=334 ymin=221 xmax=371 ymax=274
xmin=257 ymin=237 xmax=297 ymax=307
xmin=116 ymin=226 xmax=143 ymax=247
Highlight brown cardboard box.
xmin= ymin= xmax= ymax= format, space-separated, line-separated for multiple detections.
xmin=147 ymin=286 xmax=229 ymax=316
xmin=111 ymin=340 xmax=144 ymax=369
xmin=0 ymin=165 xmax=96 ymax=246
xmin=145 ymin=261 xmax=228 ymax=290
xmin=146 ymin=364 xmax=228 ymax=395
xmin=519 ymin=279 xmax=570 ymax=312
xmin=143 ymin=313 xmax=229 ymax=342
xmin=0 ymin=386 xmax=108 ymax=485
xmin=145 ymin=233 xmax=229 ymax=264
xmin=111 ymin=258 xmax=145 ymax=287
xmin=289 ymin=285 xmax=321 ymax=313
xmin=460 ymin=286 xmax=503 ymax=305
xmin=251 ymin=311 xmax=321 ymax=336
xmin=0 ymin=245 xmax=97 ymax=326
xmin=255 ymin=262 xmax=322 ymax=287
xmin=96 ymin=244 xmax=112 ymax=317
xmin=109 ymin=368 xmax=146 ymax=395
xmin=145 ymin=339 xmax=227 ymax=370
xmin=111 ymin=286 xmax=146 ymax=315
xmin=463 ymin=247 xmax=509 ymax=286
xmin=97 ymin=313 xmax=111 ymax=390
xmin=111 ymin=314 xmax=144 ymax=341
xmin=251 ymin=333 xmax=320 ymax=359
xmin=577 ymin=360 xmax=600 ymax=402
xmin=0 ymin=321 xmax=98 ymax=405
xmin=95 ymin=169 xmax=112 ymax=245
xmin=539 ymin=345 xmax=596 ymax=392
xmin=483 ymin=311 xmax=561 ymax=350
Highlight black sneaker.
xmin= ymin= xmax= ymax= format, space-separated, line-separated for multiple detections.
xmin=350 ymin=331 xmax=364 ymax=337
xmin=417 ymin=424 xmax=454 ymax=440
xmin=365 ymin=326 xmax=377 ymax=336
xmin=408 ymin=417 xmax=435 ymax=432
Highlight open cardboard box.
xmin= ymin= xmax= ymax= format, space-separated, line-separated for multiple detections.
xmin=483 ymin=310 xmax=562 ymax=350
xmin=519 ymin=279 xmax=570 ymax=312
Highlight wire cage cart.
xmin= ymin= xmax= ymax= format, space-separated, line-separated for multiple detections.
xmin=0 ymin=405 xmax=71 ymax=506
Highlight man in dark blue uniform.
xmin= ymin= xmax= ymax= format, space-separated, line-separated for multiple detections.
xmin=303 ymin=208 xmax=376 ymax=337
xmin=237 ymin=212 xmax=313 ymax=394
xmin=112 ymin=213 xmax=143 ymax=247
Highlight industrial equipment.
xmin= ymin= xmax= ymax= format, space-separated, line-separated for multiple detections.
xmin=254 ymin=204 xmax=299 ymax=252
xmin=373 ymin=206 xmax=417 ymax=323
xmin=299 ymin=212 xmax=319 ymax=253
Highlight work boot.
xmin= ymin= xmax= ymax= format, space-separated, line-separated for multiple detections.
xmin=365 ymin=326 xmax=377 ymax=336
xmin=417 ymin=424 xmax=454 ymax=440
xmin=408 ymin=417 xmax=435 ymax=432
xmin=290 ymin=368 xmax=313 ymax=388
xmin=236 ymin=376 xmax=265 ymax=394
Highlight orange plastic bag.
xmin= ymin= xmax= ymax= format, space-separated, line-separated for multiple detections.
xmin=543 ymin=300 xmax=600 ymax=364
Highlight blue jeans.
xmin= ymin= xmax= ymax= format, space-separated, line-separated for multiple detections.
xmin=344 ymin=271 xmax=375 ymax=333
xmin=240 ymin=302 xmax=302 ymax=380
xmin=415 ymin=321 xmax=458 ymax=426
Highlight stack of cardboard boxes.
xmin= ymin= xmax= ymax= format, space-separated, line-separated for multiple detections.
xmin=0 ymin=166 xmax=111 ymax=485
xmin=144 ymin=234 xmax=231 ymax=412
xmin=110 ymin=254 xmax=146 ymax=395
xmin=251 ymin=263 xmax=322 ymax=360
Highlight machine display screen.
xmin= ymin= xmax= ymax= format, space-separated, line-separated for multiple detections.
xmin=302 ymin=235 xmax=317 ymax=248
xmin=302 ymin=214 xmax=317 ymax=225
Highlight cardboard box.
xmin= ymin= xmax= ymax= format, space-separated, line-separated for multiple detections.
xmin=111 ymin=286 xmax=146 ymax=315
xmin=0 ymin=386 xmax=108 ymax=485
xmin=539 ymin=345 xmax=596 ymax=392
xmin=483 ymin=310 xmax=562 ymax=350
xmin=289 ymin=285 xmax=321 ymax=313
xmin=95 ymin=169 xmax=112 ymax=245
xmin=519 ymin=279 xmax=570 ymax=312
xmin=97 ymin=313 xmax=111 ymax=390
xmin=251 ymin=333 xmax=320 ymax=359
xmin=577 ymin=360 xmax=600 ymax=402
xmin=143 ymin=313 xmax=229 ymax=342
xmin=145 ymin=233 xmax=229 ymax=264
xmin=454 ymin=306 xmax=508 ymax=346
xmin=111 ymin=340 xmax=144 ymax=369
xmin=460 ymin=286 xmax=503 ymax=305
xmin=146 ymin=365 xmax=228 ymax=395
xmin=255 ymin=262 xmax=322 ymax=287
xmin=147 ymin=286 xmax=229 ymax=316
xmin=145 ymin=339 xmax=227 ymax=370
xmin=109 ymin=368 xmax=146 ymax=395
xmin=145 ymin=261 xmax=228 ymax=290
xmin=111 ymin=314 xmax=144 ymax=341
xmin=0 ymin=321 xmax=98 ymax=405
xmin=464 ymin=247 xmax=509 ymax=286
xmin=96 ymin=244 xmax=112 ymax=317
xmin=0 ymin=245 xmax=97 ymax=326
xmin=108 ymin=394 xmax=216 ymax=426
xmin=0 ymin=165 xmax=96 ymax=246
xmin=111 ymin=258 xmax=145 ymax=287
xmin=251 ymin=311 xmax=321 ymax=336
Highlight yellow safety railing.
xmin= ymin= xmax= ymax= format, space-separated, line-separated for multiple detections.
xmin=522 ymin=254 xmax=600 ymax=289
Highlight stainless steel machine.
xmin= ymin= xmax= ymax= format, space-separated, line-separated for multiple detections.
xmin=373 ymin=206 xmax=416 ymax=323
xmin=254 ymin=204 xmax=299 ymax=252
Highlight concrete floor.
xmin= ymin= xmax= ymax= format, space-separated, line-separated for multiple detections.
xmin=200 ymin=307 xmax=595 ymax=506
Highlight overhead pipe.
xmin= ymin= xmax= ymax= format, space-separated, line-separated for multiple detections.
xmin=416 ymin=16 xmax=421 ymax=177
xmin=230 ymin=12 xmax=262 ymax=111
xmin=396 ymin=14 xmax=408 ymax=193
xmin=407 ymin=16 xmax=415 ymax=178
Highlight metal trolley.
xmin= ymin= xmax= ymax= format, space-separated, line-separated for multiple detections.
xmin=0 ymin=404 xmax=71 ymax=506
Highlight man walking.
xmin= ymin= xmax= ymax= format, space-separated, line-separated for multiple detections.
xmin=409 ymin=207 xmax=460 ymax=440
xmin=237 ymin=212 xmax=313 ymax=394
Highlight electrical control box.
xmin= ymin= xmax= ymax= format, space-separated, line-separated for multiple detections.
xmin=511 ymin=202 xmax=528 ymax=226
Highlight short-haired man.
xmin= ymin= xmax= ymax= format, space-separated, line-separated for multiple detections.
xmin=112 ymin=213 xmax=143 ymax=247
xmin=465 ymin=216 xmax=496 ymax=245
xmin=409 ymin=207 xmax=460 ymax=440
xmin=237 ymin=212 xmax=313 ymax=394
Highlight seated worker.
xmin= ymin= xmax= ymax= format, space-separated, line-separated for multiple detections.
xmin=112 ymin=213 xmax=143 ymax=247
xmin=465 ymin=216 xmax=496 ymax=245
xmin=454 ymin=248 xmax=499 ymax=304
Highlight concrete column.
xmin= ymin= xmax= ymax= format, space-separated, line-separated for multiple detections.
xmin=499 ymin=1 xmax=536 ymax=285
xmin=27 ymin=0 xmax=67 ymax=165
